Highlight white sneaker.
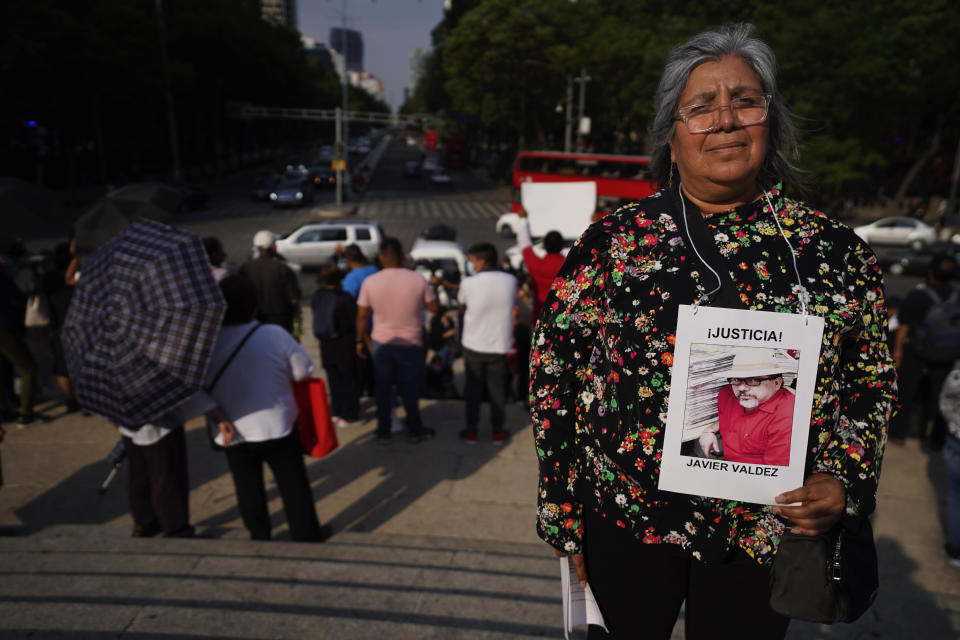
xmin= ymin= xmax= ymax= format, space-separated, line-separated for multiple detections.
xmin=332 ymin=416 xmax=349 ymax=429
xmin=391 ymin=416 xmax=404 ymax=433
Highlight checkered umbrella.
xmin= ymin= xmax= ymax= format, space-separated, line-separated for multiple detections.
xmin=62 ymin=218 xmax=225 ymax=429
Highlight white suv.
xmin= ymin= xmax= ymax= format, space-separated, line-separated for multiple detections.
xmin=274 ymin=220 xmax=383 ymax=267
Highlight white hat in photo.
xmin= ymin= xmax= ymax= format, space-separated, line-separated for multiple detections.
xmin=252 ymin=229 xmax=277 ymax=249
xmin=724 ymin=347 xmax=784 ymax=379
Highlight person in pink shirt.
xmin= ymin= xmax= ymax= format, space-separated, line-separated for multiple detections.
xmin=699 ymin=348 xmax=794 ymax=467
xmin=356 ymin=237 xmax=439 ymax=443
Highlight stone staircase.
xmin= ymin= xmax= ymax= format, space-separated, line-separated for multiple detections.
xmin=0 ymin=525 xmax=566 ymax=639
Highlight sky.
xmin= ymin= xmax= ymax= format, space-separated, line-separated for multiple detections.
xmin=298 ymin=0 xmax=447 ymax=111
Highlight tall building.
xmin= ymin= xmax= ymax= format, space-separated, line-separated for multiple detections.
xmin=302 ymin=36 xmax=335 ymax=73
xmin=254 ymin=0 xmax=297 ymax=28
xmin=329 ymin=27 xmax=363 ymax=72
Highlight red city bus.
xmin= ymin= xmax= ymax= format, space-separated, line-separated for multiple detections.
xmin=511 ymin=151 xmax=656 ymax=215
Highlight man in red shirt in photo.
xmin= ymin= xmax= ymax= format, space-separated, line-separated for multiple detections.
xmin=699 ymin=348 xmax=795 ymax=467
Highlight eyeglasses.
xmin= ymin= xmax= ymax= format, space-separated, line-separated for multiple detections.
xmin=675 ymin=94 xmax=771 ymax=134
xmin=727 ymin=375 xmax=780 ymax=387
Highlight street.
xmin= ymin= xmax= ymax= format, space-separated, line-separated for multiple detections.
xmin=169 ymin=140 xmax=513 ymax=302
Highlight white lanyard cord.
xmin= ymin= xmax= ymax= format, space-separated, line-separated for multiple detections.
xmin=679 ymin=182 xmax=809 ymax=319
xmin=764 ymin=191 xmax=809 ymax=320
xmin=678 ymin=182 xmax=723 ymax=308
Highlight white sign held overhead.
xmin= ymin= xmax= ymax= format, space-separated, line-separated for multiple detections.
xmin=521 ymin=181 xmax=596 ymax=240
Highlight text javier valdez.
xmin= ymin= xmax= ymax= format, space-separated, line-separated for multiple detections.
xmin=658 ymin=305 xmax=824 ymax=504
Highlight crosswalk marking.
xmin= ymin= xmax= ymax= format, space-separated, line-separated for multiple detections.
xmin=358 ymin=198 xmax=507 ymax=221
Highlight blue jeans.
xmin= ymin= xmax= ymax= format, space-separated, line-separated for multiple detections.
xmin=372 ymin=342 xmax=425 ymax=437
xmin=944 ymin=435 xmax=960 ymax=552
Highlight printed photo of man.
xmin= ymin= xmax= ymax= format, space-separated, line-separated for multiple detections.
xmin=698 ymin=347 xmax=796 ymax=467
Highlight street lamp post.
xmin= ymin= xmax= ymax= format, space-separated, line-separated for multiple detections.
xmin=574 ymin=68 xmax=591 ymax=151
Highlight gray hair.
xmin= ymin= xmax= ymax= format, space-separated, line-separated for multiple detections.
xmin=649 ymin=23 xmax=804 ymax=192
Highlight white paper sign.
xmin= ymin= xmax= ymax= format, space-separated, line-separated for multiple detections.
xmin=521 ymin=181 xmax=596 ymax=239
xmin=560 ymin=556 xmax=607 ymax=639
xmin=658 ymin=305 xmax=825 ymax=505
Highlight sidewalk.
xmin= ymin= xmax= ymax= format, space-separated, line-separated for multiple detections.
xmin=1 ymin=310 xmax=959 ymax=637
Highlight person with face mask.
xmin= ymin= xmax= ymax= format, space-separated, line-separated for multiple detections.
xmin=699 ymin=349 xmax=793 ymax=467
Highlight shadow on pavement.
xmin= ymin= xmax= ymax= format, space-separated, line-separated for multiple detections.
xmin=13 ymin=425 xmax=233 ymax=534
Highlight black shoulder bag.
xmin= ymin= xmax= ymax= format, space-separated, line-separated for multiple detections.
xmin=675 ymin=189 xmax=879 ymax=624
xmin=204 ymin=323 xmax=261 ymax=449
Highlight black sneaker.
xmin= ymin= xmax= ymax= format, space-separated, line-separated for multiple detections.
xmin=946 ymin=544 xmax=960 ymax=569
xmin=132 ymin=522 xmax=162 ymax=538
xmin=409 ymin=427 xmax=436 ymax=443
xmin=374 ymin=433 xmax=392 ymax=446
xmin=316 ymin=524 xmax=333 ymax=542
xmin=17 ymin=413 xmax=48 ymax=428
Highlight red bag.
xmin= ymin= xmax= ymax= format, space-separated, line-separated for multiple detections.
xmin=292 ymin=378 xmax=338 ymax=458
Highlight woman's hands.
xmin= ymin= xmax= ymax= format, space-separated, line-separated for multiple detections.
xmin=773 ymin=473 xmax=846 ymax=536
xmin=555 ymin=548 xmax=587 ymax=588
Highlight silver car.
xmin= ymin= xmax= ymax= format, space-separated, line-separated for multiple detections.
xmin=853 ymin=216 xmax=937 ymax=251
xmin=274 ymin=220 xmax=383 ymax=268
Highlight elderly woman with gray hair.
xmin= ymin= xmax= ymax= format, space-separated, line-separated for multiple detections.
xmin=530 ymin=23 xmax=896 ymax=638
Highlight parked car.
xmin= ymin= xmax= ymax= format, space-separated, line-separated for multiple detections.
xmin=419 ymin=223 xmax=459 ymax=244
xmin=422 ymin=154 xmax=441 ymax=175
xmin=269 ymin=175 xmax=315 ymax=207
xmin=274 ymin=220 xmax=383 ymax=268
xmin=410 ymin=237 xmax=467 ymax=309
xmin=252 ymin=172 xmax=282 ymax=201
xmin=496 ymin=212 xmax=520 ymax=238
xmin=430 ymin=170 xmax=452 ymax=185
xmin=879 ymin=243 xmax=960 ymax=276
xmin=853 ymin=217 xmax=937 ymax=251
xmin=403 ymin=160 xmax=421 ymax=178
xmin=308 ymin=165 xmax=337 ymax=188
xmin=409 ymin=238 xmax=467 ymax=280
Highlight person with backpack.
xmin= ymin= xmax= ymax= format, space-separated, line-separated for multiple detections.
xmin=311 ymin=262 xmax=360 ymax=428
xmin=890 ymin=251 xmax=959 ymax=450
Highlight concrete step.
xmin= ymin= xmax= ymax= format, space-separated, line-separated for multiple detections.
xmin=0 ymin=524 xmax=565 ymax=639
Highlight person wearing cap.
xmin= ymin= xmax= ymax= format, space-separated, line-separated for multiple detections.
xmin=239 ymin=230 xmax=301 ymax=334
xmin=699 ymin=348 xmax=794 ymax=467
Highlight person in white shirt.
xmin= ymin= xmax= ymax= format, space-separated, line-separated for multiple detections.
xmin=202 ymin=275 xmax=330 ymax=542
xmin=457 ymin=242 xmax=518 ymax=445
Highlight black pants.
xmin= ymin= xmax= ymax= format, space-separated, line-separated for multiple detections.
xmin=224 ymin=429 xmax=324 ymax=541
xmin=326 ymin=361 xmax=359 ymax=421
xmin=890 ymin=344 xmax=951 ymax=445
xmin=463 ymin=348 xmax=507 ymax=433
xmin=123 ymin=427 xmax=192 ymax=536
xmin=584 ymin=510 xmax=789 ymax=640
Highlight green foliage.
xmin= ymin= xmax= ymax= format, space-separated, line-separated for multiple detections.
xmin=406 ymin=0 xmax=960 ymax=199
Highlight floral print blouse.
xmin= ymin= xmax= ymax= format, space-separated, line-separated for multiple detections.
xmin=531 ymin=185 xmax=896 ymax=565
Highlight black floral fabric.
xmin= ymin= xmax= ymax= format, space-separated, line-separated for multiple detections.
xmin=531 ymin=185 xmax=896 ymax=565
